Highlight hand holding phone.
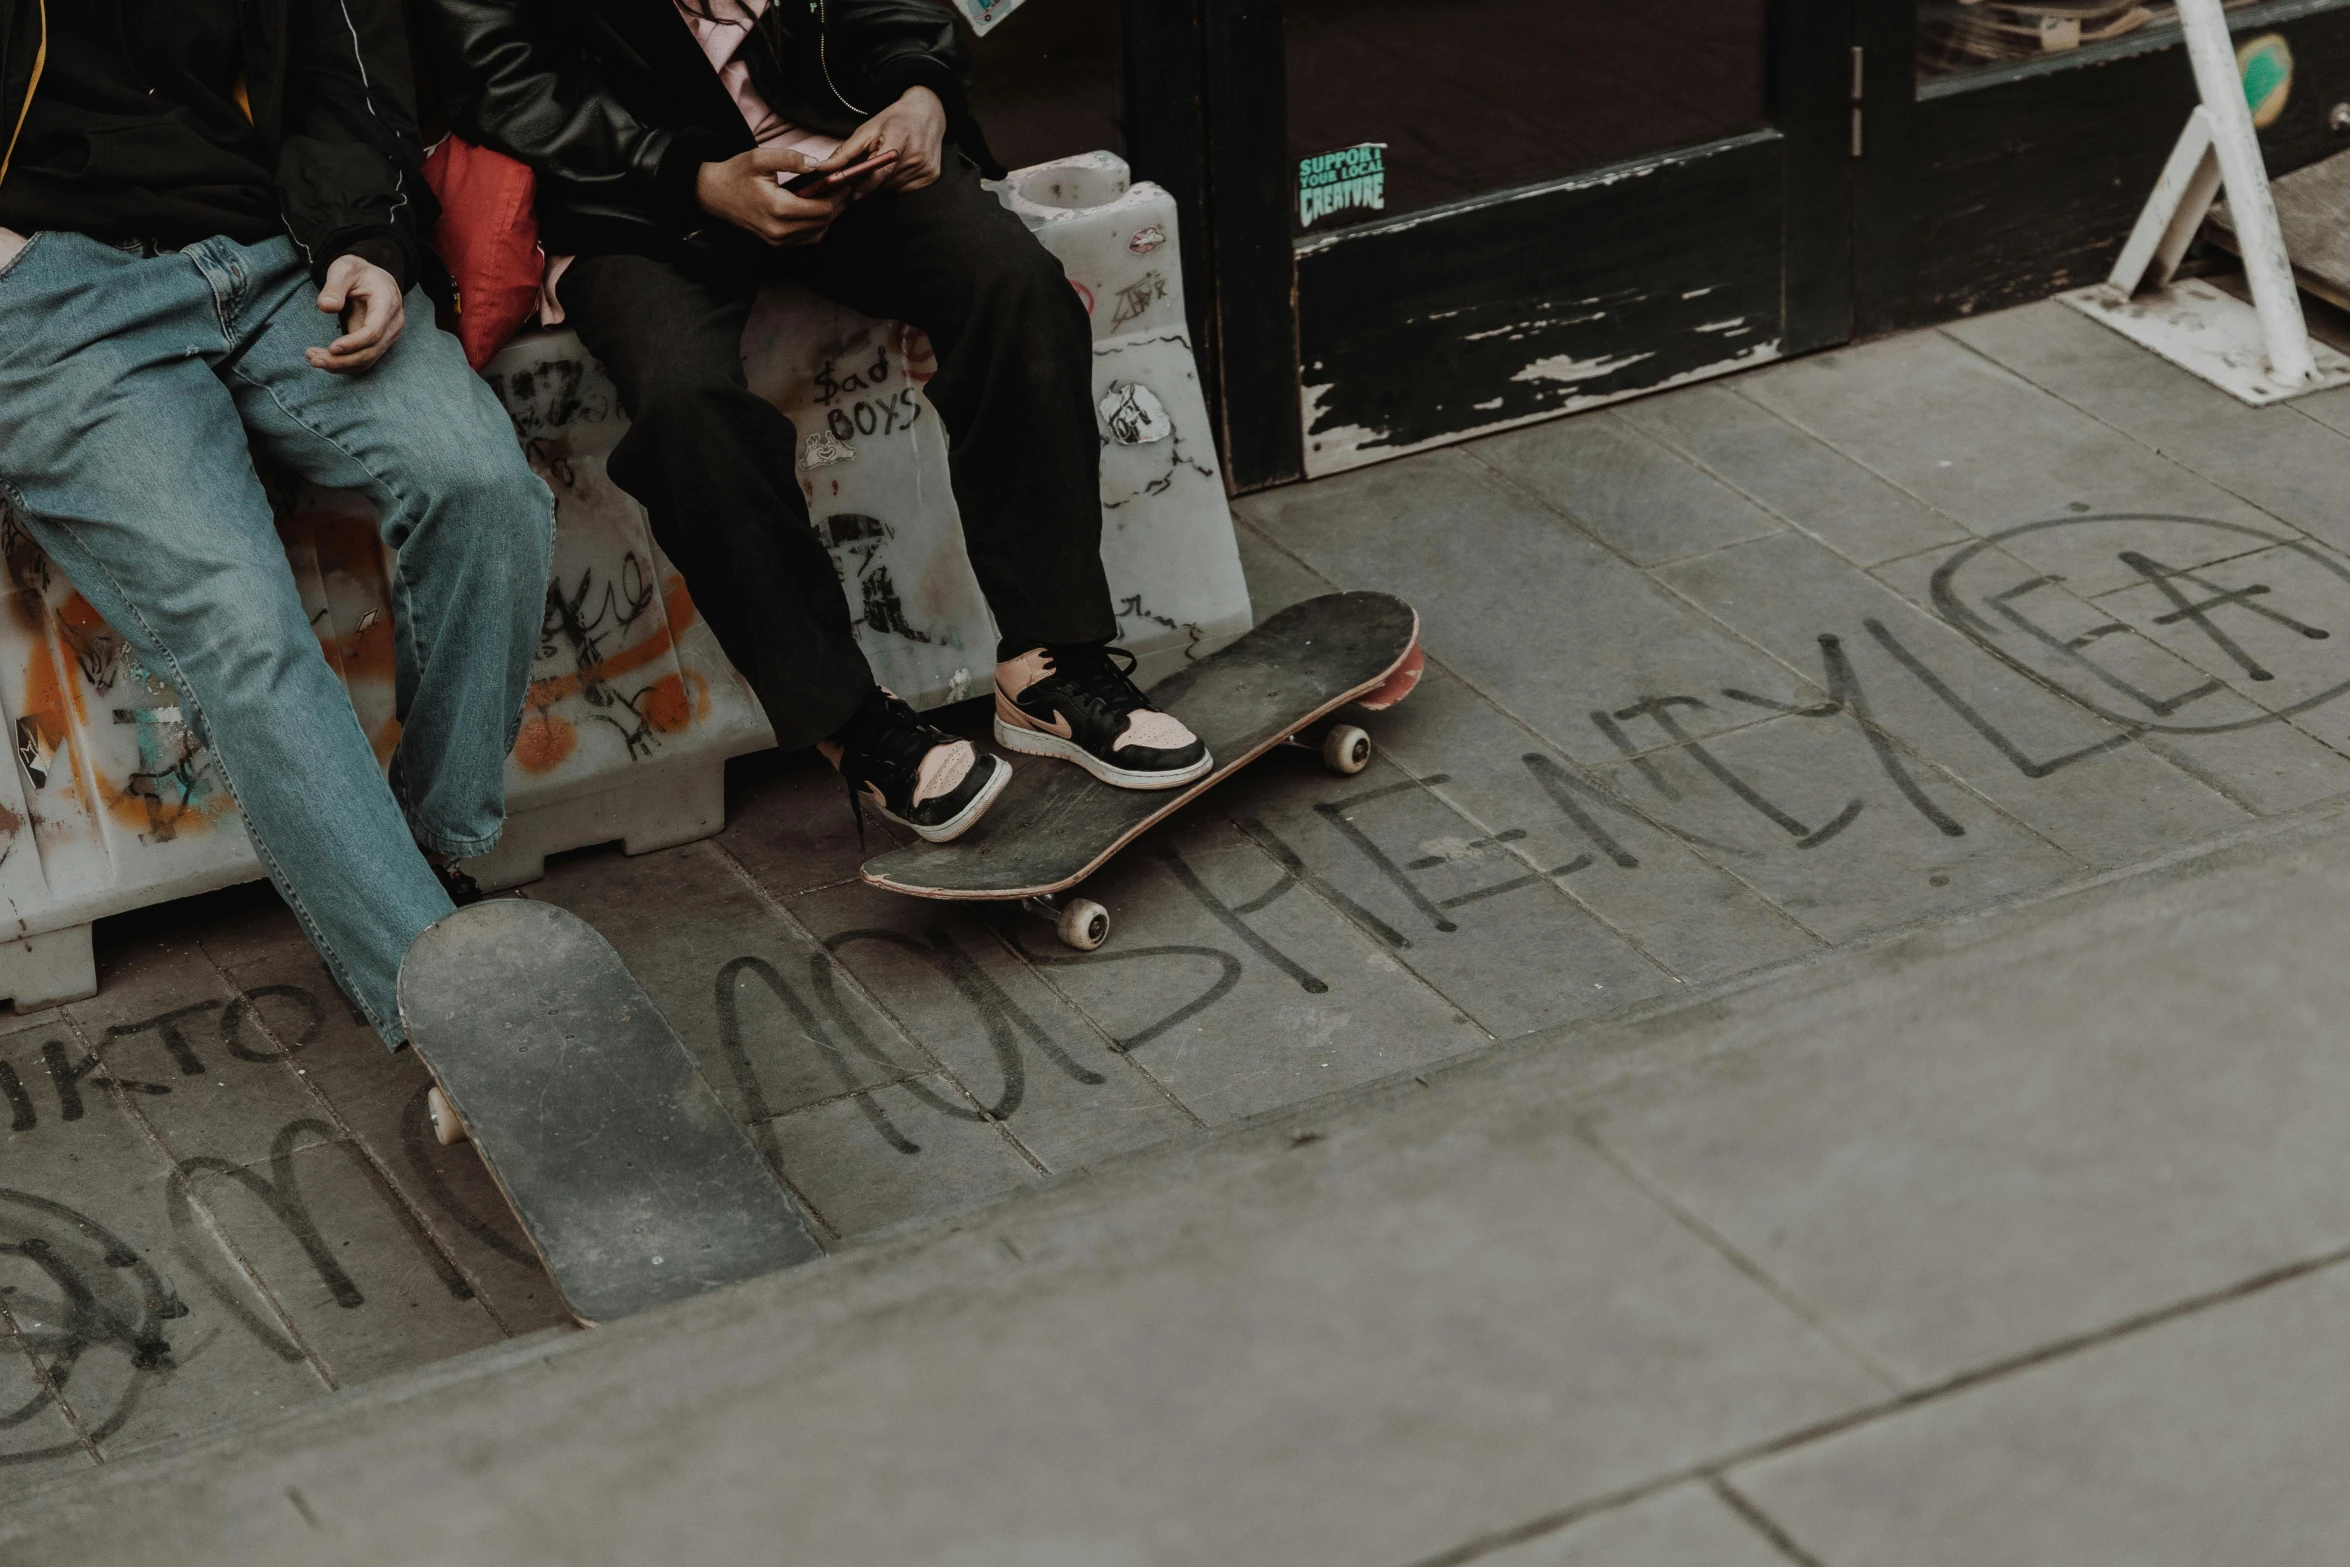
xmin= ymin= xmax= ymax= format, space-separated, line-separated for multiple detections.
xmin=781 ymin=148 xmax=900 ymax=196
xmin=698 ymin=143 xmax=896 ymax=246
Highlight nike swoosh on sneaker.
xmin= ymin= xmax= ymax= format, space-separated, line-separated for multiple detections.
xmin=1027 ymin=707 xmax=1076 ymax=740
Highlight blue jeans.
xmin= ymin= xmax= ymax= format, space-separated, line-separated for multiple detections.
xmin=0 ymin=233 xmax=554 ymax=1044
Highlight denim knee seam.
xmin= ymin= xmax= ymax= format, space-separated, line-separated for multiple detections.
xmin=227 ymin=363 xmax=419 ymax=532
xmin=0 ymin=485 xmax=407 ymax=1045
xmin=388 ymin=523 xmax=429 ymax=733
xmin=499 ymin=504 xmax=559 ymax=765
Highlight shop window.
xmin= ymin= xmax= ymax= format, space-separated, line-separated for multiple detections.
xmin=1287 ymin=0 xmax=1767 ymax=237
xmin=1918 ymin=0 xmax=2280 ymax=78
xmin=963 ymin=0 xmax=1123 ymax=170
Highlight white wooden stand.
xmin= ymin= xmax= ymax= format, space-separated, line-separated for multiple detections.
xmin=2061 ymin=0 xmax=2350 ymax=403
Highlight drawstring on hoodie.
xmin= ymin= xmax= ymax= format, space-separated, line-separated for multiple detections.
xmin=0 ymin=0 xmax=50 ymax=189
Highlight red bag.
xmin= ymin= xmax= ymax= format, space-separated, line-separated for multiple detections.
xmin=422 ymin=135 xmax=544 ymax=370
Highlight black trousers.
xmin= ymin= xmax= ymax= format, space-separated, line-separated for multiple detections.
xmin=558 ymin=158 xmax=1116 ymax=752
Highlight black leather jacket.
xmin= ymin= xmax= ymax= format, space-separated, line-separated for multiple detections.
xmin=0 ymin=0 xmax=429 ymax=285
xmin=415 ymin=0 xmax=995 ymax=257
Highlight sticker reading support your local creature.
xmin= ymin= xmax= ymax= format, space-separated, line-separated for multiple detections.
xmin=1298 ymin=143 xmax=1387 ymax=229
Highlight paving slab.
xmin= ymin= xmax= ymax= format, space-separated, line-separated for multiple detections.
xmin=0 ymin=1337 xmax=84 ymax=1480
xmin=1464 ymin=410 xmax=1785 ymax=566
xmin=1234 ymin=448 xmax=1825 ymax=763
xmin=1662 ymin=531 xmax=2253 ymax=870
xmin=718 ymin=748 xmax=900 ymax=899
xmin=789 ymin=880 xmax=1198 ymax=1173
xmin=1867 ymin=537 xmax=2263 ymax=720
xmin=2136 ymin=698 xmax=2350 ymax=816
xmin=1231 ymin=520 xmax=1335 ymax=618
xmin=1473 ymin=1484 xmax=1793 ymax=1567
xmin=0 ymin=1024 xmax=326 ymax=1482
xmin=180 ymin=1137 xmax=508 ymax=1390
xmin=1584 ymin=816 xmax=2350 ymax=1385
xmin=1367 ymin=662 xmax=1823 ymax=985
xmin=2290 ymin=375 xmax=2350 ymax=443
xmin=1734 ymin=1265 xmax=2350 ymax=1567
xmin=1871 ymin=541 xmax=2350 ymax=817
xmin=109 ymin=881 xmax=309 ymax=975
xmin=1006 ymin=812 xmax=1491 ymax=1127
xmin=1222 ymin=751 xmax=1676 ymax=1038
xmin=524 ymin=843 xmax=918 ymax=1125
xmin=58 ymin=941 xmax=333 ymax=1173
xmin=1618 ymin=381 xmax=1969 ymax=566
xmin=1949 ymin=301 xmax=2350 ymax=554
xmin=1742 ymin=332 xmax=2288 ymax=538
xmin=759 ymin=1073 xmax=1043 ymax=1239
xmin=2089 ymin=542 xmax=2350 ymax=750
xmin=1587 ymin=708 xmax=2080 ymax=943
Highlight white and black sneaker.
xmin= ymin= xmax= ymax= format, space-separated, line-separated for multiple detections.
xmin=826 ymin=689 xmax=1010 ymax=844
xmin=993 ymin=644 xmax=1212 ymax=790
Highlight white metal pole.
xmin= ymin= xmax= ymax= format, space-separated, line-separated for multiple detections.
xmin=2108 ymin=107 xmax=2219 ymax=294
xmin=2178 ymin=0 xmax=2316 ymax=384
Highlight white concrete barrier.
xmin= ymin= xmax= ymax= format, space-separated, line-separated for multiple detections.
xmin=0 ymin=152 xmax=1249 ymax=1008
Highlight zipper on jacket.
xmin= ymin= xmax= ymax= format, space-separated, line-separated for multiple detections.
xmin=816 ymin=0 xmax=866 ymax=118
xmin=0 ymin=0 xmax=48 ymax=188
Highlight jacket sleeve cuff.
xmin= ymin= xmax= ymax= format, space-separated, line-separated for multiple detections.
xmin=318 ymin=228 xmax=417 ymax=294
xmin=874 ymin=56 xmax=967 ymax=124
xmin=654 ymin=128 xmax=731 ymax=226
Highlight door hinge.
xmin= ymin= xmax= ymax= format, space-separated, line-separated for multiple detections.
xmin=1850 ymin=45 xmax=1865 ymax=158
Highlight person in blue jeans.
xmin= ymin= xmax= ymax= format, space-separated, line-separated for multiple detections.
xmin=0 ymin=1 xmax=553 ymax=1045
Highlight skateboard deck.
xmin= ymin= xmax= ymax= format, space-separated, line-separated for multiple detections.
xmin=862 ymin=591 xmax=1420 ymax=900
xmin=397 ymin=899 xmax=822 ymax=1325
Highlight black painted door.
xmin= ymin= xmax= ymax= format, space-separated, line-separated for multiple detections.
xmin=1219 ymin=0 xmax=1857 ymax=487
xmin=1859 ymin=0 xmax=2350 ymax=336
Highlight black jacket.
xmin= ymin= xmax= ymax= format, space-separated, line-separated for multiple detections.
xmin=415 ymin=0 xmax=995 ymax=258
xmin=0 ymin=0 xmax=431 ymax=287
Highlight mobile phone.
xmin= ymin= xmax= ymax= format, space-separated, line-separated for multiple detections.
xmin=780 ymin=148 xmax=898 ymax=195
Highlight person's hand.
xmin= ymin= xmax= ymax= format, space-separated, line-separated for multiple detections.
xmin=696 ymin=145 xmax=853 ymax=246
xmin=823 ymin=85 xmax=948 ymax=196
xmin=308 ymin=255 xmax=406 ymax=373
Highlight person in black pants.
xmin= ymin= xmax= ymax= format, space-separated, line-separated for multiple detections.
xmin=421 ymin=0 xmax=1211 ymax=843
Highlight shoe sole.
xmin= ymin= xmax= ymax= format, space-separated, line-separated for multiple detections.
xmin=878 ymin=755 xmax=1013 ymax=843
xmin=993 ymin=718 xmax=1214 ymax=790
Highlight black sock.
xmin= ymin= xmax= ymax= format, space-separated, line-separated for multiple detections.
xmin=996 ymin=635 xmax=1115 ymax=663
xmin=829 ymin=685 xmax=899 ymax=750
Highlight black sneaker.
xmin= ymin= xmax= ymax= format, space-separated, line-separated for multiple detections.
xmin=830 ymin=688 xmax=1010 ymax=843
xmin=993 ymin=645 xmax=1212 ymax=790
xmin=430 ymin=859 xmax=486 ymax=907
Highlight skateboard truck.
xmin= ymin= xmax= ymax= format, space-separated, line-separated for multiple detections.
xmin=426 ymin=1086 xmax=468 ymax=1147
xmin=1281 ymin=718 xmax=1373 ymax=777
xmin=1019 ymin=891 xmax=1111 ymax=952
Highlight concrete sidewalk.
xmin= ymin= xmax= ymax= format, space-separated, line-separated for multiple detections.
xmin=9 ymin=799 xmax=2350 ymax=1565
xmin=11 ymin=293 xmax=2350 ymax=1560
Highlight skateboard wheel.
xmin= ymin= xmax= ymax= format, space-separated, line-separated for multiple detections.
xmin=1059 ymin=899 xmax=1110 ymax=952
xmin=1323 ymin=724 xmax=1373 ymax=776
xmin=427 ymin=1087 xmax=469 ymax=1148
